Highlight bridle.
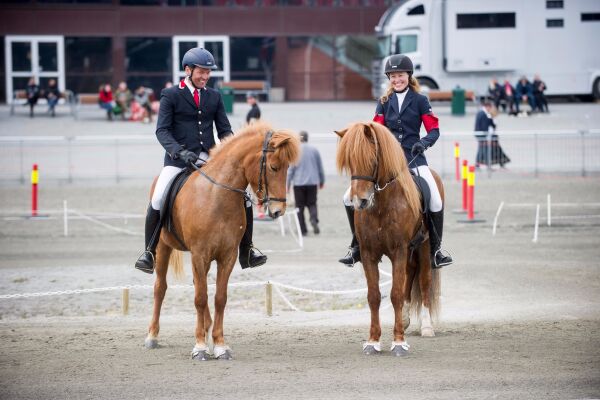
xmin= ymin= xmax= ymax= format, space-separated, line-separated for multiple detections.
xmin=256 ymin=130 xmax=287 ymax=205
xmin=350 ymin=134 xmax=396 ymax=192
xmin=190 ymin=130 xmax=286 ymax=206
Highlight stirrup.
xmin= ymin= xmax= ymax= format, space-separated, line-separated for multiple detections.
xmin=135 ymin=250 xmax=155 ymax=274
xmin=339 ymin=246 xmax=359 ymax=267
xmin=432 ymin=248 xmax=453 ymax=269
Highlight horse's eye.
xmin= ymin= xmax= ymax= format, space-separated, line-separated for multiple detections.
xmin=270 ymin=165 xmax=280 ymax=172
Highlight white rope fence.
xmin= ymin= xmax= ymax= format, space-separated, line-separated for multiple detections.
xmin=0 ymin=269 xmax=395 ymax=316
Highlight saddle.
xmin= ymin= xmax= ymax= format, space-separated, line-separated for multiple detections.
xmin=407 ymin=173 xmax=432 ymax=258
xmin=158 ymin=167 xmax=194 ymax=250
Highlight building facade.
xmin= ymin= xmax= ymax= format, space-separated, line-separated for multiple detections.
xmin=1 ymin=1 xmax=392 ymax=102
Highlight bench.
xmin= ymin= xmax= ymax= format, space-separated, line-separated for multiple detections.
xmin=427 ymin=90 xmax=475 ymax=102
xmin=10 ymin=89 xmax=76 ymax=117
xmin=220 ymin=80 xmax=270 ymax=101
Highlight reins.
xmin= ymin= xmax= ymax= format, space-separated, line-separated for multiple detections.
xmin=188 ymin=130 xmax=286 ymax=206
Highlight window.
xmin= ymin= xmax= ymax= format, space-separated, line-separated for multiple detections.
xmin=546 ymin=0 xmax=563 ymax=9
xmin=582 ymin=13 xmax=600 ymax=21
xmin=395 ymin=35 xmax=417 ymax=54
xmin=65 ymin=37 xmax=112 ymax=94
xmin=457 ymin=13 xmax=516 ymax=29
xmin=126 ymin=37 xmax=171 ymax=95
xmin=546 ymin=19 xmax=564 ymax=28
xmin=407 ymin=5 xmax=424 ymax=15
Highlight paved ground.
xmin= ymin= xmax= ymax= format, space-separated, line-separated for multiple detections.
xmin=0 ymin=101 xmax=599 ymax=399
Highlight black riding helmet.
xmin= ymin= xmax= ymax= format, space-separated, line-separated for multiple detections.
xmin=384 ymin=54 xmax=413 ymax=78
xmin=182 ymin=47 xmax=218 ymax=70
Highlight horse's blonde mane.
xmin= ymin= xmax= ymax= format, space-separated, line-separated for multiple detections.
xmin=336 ymin=121 xmax=421 ymax=218
xmin=209 ymin=121 xmax=300 ymax=165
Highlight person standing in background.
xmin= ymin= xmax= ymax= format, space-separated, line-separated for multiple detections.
xmin=245 ymin=91 xmax=261 ymax=124
xmin=26 ymin=77 xmax=40 ymax=118
xmin=287 ymin=131 xmax=325 ymax=236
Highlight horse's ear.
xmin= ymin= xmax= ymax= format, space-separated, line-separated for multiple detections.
xmin=335 ymin=129 xmax=347 ymax=138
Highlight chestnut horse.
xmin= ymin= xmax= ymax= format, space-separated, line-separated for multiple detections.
xmin=336 ymin=121 xmax=441 ymax=356
xmin=145 ymin=122 xmax=300 ymax=360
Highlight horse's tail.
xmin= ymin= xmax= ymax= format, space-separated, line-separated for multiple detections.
xmin=409 ymin=253 xmax=442 ymax=323
xmin=169 ymin=249 xmax=185 ymax=280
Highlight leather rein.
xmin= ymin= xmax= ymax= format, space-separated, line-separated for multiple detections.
xmin=190 ymin=130 xmax=285 ymax=205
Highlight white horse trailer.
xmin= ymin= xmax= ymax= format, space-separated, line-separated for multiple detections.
xmin=372 ymin=0 xmax=600 ymax=99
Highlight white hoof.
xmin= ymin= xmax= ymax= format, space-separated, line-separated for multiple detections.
xmin=421 ymin=326 xmax=435 ymax=337
xmin=144 ymin=336 xmax=158 ymax=349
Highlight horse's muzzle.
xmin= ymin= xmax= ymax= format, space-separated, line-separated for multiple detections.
xmin=267 ymin=202 xmax=286 ymax=219
xmin=358 ymin=198 xmax=370 ymax=210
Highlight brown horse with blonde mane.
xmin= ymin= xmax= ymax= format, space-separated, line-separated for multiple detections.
xmin=145 ymin=122 xmax=300 ymax=360
xmin=336 ymin=121 xmax=441 ymax=356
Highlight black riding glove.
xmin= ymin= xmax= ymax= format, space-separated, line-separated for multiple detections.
xmin=176 ymin=149 xmax=198 ymax=165
xmin=411 ymin=141 xmax=427 ymax=157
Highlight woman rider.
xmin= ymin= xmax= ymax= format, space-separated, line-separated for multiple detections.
xmin=339 ymin=53 xmax=453 ymax=269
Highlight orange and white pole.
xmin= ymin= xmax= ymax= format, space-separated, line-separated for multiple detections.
xmin=454 ymin=142 xmax=460 ymax=181
xmin=461 ymin=160 xmax=468 ymax=212
xmin=31 ymin=164 xmax=39 ymax=217
xmin=467 ymin=165 xmax=475 ymax=220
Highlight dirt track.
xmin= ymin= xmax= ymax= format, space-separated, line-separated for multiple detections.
xmin=1 ymin=176 xmax=600 ymax=399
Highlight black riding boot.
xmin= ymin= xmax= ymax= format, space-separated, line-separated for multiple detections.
xmin=134 ymin=204 xmax=162 ymax=274
xmin=428 ymin=210 xmax=453 ymax=269
xmin=239 ymin=203 xmax=267 ymax=269
xmin=338 ymin=205 xmax=361 ymax=266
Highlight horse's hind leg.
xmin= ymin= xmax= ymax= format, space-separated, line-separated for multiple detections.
xmin=212 ymin=252 xmax=237 ymax=360
xmin=145 ymin=241 xmax=172 ymax=349
xmin=390 ymin=249 xmax=410 ymax=357
xmin=417 ymin=244 xmax=435 ymax=337
xmin=362 ymin=256 xmax=382 ymax=355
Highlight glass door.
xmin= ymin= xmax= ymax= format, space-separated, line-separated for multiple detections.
xmin=172 ymin=36 xmax=230 ymax=87
xmin=5 ymin=35 xmax=65 ymax=103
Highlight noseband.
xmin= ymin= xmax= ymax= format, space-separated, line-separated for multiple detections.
xmin=256 ymin=130 xmax=287 ymax=205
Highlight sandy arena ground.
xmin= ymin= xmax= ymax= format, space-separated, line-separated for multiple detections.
xmin=1 ymin=173 xmax=600 ymax=399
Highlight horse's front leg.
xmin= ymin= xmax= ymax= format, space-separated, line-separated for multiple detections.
xmin=211 ymin=251 xmax=237 ymax=360
xmin=191 ymin=251 xmax=211 ymax=361
xmin=145 ymin=240 xmax=172 ymax=349
xmin=390 ymin=247 xmax=410 ymax=357
xmin=362 ymin=252 xmax=382 ymax=355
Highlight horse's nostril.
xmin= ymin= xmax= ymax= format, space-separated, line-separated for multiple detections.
xmin=359 ymin=199 xmax=368 ymax=209
xmin=271 ymin=210 xmax=281 ymax=219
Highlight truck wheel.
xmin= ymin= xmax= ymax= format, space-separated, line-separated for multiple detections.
xmin=593 ymin=78 xmax=600 ymax=100
xmin=418 ymin=77 xmax=438 ymax=90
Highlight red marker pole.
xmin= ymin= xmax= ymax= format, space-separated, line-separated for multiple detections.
xmin=454 ymin=142 xmax=460 ymax=181
xmin=461 ymin=160 xmax=468 ymax=212
xmin=31 ymin=164 xmax=39 ymax=217
xmin=467 ymin=165 xmax=475 ymax=220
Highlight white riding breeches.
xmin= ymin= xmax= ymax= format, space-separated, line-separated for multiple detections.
xmin=411 ymin=166 xmax=443 ymax=212
xmin=151 ymin=166 xmax=182 ymax=210
xmin=341 ymin=166 xmax=443 ymax=212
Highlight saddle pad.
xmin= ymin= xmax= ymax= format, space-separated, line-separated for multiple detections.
xmin=411 ymin=174 xmax=431 ymax=215
xmin=159 ymin=167 xmax=193 ymax=248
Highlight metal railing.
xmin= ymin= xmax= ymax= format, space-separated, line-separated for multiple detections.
xmin=0 ymin=130 xmax=599 ymax=184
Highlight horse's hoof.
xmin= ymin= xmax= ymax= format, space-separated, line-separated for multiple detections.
xmin=191 ymin=350 xmax=211 ymax=361
xmin=362 ymin=342 xmax=381 ymax=355
xmin=216 ymin=350 xmax=233 ymax=360
xmin=391 ymin=342 xmax=410 ymax=357
xmin=421 ymin=327 xmax=435 ymax=337
xmin=144 ymin=338 xmax=158 ymax=349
